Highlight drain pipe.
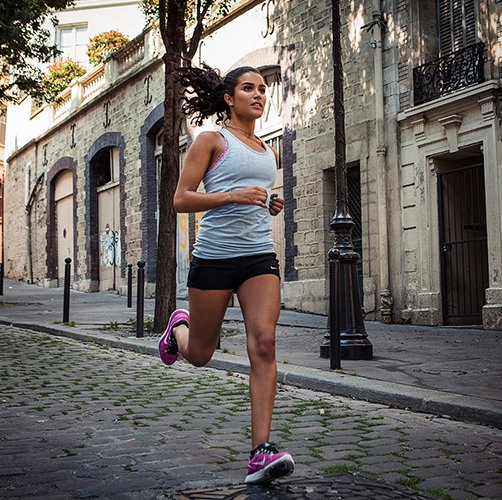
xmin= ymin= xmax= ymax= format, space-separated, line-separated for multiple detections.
xmin=25 ymin=171 xmax=45 ymax=284
xmin=370 ymin=1 xmax=393 ymax=322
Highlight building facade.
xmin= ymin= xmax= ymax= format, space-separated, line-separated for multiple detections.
xmin=4 ymin=0 xmax=502 ymax=329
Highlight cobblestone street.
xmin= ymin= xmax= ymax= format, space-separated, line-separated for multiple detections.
xmin=1 ymin=325 xmax=501 ymax=499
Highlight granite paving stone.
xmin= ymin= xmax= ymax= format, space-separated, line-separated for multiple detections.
xmin=1 ymin=325 xmax=501 ymax=499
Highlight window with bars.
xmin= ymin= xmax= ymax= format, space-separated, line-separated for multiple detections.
xmin=413 ymin=0 xmax=483 ymax=105
xmin=438 ymin=0 xmax=477 ymax=56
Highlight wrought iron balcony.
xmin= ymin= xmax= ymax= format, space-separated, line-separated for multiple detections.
xmin=413 ymin=42 xmax=485 ymax=106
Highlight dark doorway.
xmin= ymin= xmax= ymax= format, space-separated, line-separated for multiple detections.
xmin=438 ymin=163 xmax=488 ymax=325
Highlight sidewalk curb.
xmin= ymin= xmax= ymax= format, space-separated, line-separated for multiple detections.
xmin=4 ymin=320 xmax=502 ymax=430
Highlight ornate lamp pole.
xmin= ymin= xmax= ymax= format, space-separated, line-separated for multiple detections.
xmin=320 ymin=0 xmax=373 ymax=362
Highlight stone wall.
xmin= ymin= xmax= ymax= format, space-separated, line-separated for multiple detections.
xmin=5 ymin=59 xmax=166 ymax=291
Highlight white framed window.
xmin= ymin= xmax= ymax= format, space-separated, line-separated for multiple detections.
xmin=57 ymin=24 xmax=88 ymax=63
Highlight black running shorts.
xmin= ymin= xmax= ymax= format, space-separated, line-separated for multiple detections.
xmin=187 ymin=253 xmax=280 ymax=292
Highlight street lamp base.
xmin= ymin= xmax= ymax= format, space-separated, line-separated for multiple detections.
xmin=320 ymin=328 xmax=374 ymax=361
xmin=320 ymin=342 xmax=373 ymax=360
xmin=340 ymin=342 xmax=373 ymax=360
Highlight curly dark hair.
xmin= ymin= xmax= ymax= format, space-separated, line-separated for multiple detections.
xmin=176 ymin=64 xmax=261 ymax=126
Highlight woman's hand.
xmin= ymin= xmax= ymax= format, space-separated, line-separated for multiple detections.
xmin=268 ymin=194 xmax=284 ymax=216
xmin=230 ymin=186 xmax=269 ymax=208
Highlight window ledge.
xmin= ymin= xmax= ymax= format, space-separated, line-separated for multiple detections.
xmin=398 ymin=80 xmax=499 ymax=123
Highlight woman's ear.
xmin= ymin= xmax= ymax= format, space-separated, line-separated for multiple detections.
xmin=223 ymin=93 xmax=233 ymax=108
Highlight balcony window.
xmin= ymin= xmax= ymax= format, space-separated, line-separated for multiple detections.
xmin=413 ymin=43 xmax=485 ymax=106
xmin=412 ymin=0 xmax=482 ymax=105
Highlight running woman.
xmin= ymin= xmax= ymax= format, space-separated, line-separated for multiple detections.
xmin=158 ymin=64 xmax=294 ymax=485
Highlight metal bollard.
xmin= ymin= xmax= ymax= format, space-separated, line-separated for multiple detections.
xmin=0 ymin=262 xmax=3 ymax=296
xmin=63 ymin=257 xmax=71 ymax=323
xmin=329 ymin=250 xmax=341 ymax=370
xmin=136 ymin=260 xmax=145 ymax=338
xmin=127 ymin=263 xmax=133 ymax=308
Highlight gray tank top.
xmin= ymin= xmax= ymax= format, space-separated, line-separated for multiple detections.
xmin=192 ymin=128 xmax=277 ymax=259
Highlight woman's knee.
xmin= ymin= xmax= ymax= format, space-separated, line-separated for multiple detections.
xmin=248 ymin=328 xmax=276 ymax=363
xmin=187 ymin=347 xmax=214 ymax=367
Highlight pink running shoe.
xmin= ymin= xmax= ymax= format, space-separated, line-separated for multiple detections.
xmin=158 ymin=309 xmax=189 ymax=365
xmin=244 ymin=442 xmax=294 ymax=484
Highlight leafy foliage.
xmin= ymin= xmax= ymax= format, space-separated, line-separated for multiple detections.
xmin=87 ymin=30 xmax=129 ymax=66
xmin=140 ymin=0 xmax=158 ymax=25
xmin=41 ymin=58 xmax=85 ymax=102
xmin=0 ymin=0 xmax=75 ymax=105
xmin=141 ymin=0 xmax=235 ymax=29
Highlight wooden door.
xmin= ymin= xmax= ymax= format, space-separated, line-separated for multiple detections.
xmin=98 ymin=184 xmax=120 ymax=291
xmin=55 ymin=171 xmax=73 ymax=283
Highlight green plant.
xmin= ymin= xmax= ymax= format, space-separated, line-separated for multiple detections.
xmin=102 ymin=320 xmax=119 ymax=331
xmin=144 ymin=316 xmax=154 ymax=332
xmin=141 ymin=0 xmax=158 ymax=24
xmin=41 ymin=59 xmax=85 ymax=102
xmin=87 ymin=30 xmax=129 ymax=66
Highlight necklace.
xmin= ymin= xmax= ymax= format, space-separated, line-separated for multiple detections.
xmin=226 ymin=125 xmax=259 ymax=141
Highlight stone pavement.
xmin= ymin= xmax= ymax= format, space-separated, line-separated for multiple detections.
xmin=0 ymin=279 xmax=501 ymax=429
xmin=1 ymin=325 xmax=501 ymax=499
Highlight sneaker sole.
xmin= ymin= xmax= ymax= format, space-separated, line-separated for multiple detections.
xmin=244 ymin=455 xmax=294 ymax=485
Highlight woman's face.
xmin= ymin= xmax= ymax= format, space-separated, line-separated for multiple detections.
xmin=225 ymin=71 xmax=267 ymax=120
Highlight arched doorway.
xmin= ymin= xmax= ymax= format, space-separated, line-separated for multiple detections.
xmin=85 ymin=133 xmax=126 ymax=293
xmin=94 ymin=147 xmax=121 ymax=291
xmin=46 ymin=157 xmax=77 ymax=287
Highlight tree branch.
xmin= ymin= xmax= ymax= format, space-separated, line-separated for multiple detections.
xmin=159 ymin=0 xmax=169 ymax=51
xmin=186 ymin=0 xmax=214 ymax=60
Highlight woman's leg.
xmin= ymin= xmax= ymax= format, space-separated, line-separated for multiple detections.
xmin=236 ymin=274 xmax=281 ymax=448
xmin=174 ymin=288 xmax=233 ymax=367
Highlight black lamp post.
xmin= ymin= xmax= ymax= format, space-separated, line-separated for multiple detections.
xmin=320 ymin=0 xmax=373 ymax=362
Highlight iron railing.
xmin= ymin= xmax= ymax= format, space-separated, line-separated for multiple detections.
xmin=413 ymin=42 xmax=485 ymax=106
